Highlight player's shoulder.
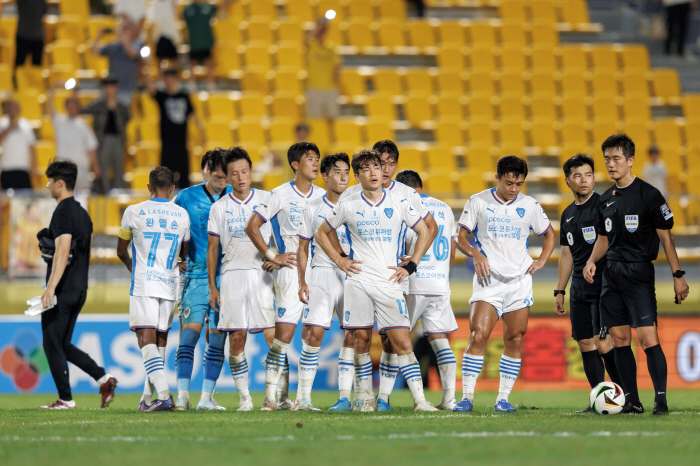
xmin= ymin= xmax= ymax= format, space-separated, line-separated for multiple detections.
xmin=636 ymin=177 xmax=663 ymax=198
xmin=423 ymin=194 xmax=449 ymax=208
xmin=270 ymin=181 xmax=292 ymax=196
xmin=310 ymin=184 xmax=326 ymax=198
xmin=253 ymin=188 xmax=271 ymax=201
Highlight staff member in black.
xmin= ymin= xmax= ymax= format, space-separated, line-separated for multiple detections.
xmin=584 ymin=135 xmax=689 ymax=415
xmin=38 ymin=160 xmax=117 ymax=410
xmin=554 ymin=154 xmax=621 ymax=412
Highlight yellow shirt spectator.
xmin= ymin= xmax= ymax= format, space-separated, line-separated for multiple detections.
xmin=306 ymin=38 xmax=340 ymax=90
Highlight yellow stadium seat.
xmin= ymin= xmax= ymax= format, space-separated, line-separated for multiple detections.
xmin=268 ymin=117 xmax=296 ymax=148
xmin=286 ymin=0 xmax=315 ymax=21
xmin=59 ymin=0 xmax=89 ymax=18
xmin=560 ymin=45 xmax=589 ymax=74
xmin=498 ymin=122 xmax=527 ymax=155
xmin=531 ymin=23 xmax=559 ymax=47
xmin=83 ymin=48 xmax=109 ymax=78
xmin=190 ymin=93 xmax=207 ymax=120
xmin=436 ymin=70 xmax=465 ymax=95
xmin=653 ymin=118 xmax=683 ymax=151
xmin=469 ymin=46 xmax=497 ymax=73
xmin=273 ymin=70 xmax=304 ymax=95
xmin=366 ymin=119 xmax=395 ymax=144
xmin=377 ymin=0 xmax=407 ymax=21
xmin=560 ymin=0 xmax=593 ymax=26
xmin=560 ymin=72 xmax=588 ymax=98
xmin=435 ymin=120 xmax=465 ymax=147
xmin=561 ymin=122 xmax=589 ymax=149
xmin=498 ymin=97 xmax=526 ymax=123
xmin=35 ymin=141 xmax=56 ymax=167
xmin=40 ymin=117 xmax=55 ymax=140
xmin=271 ymin=94 xmax=302 ymax=120
xmin=621 ymin=71 xmax=650 ymax=99
xmin=50 ymin=41 xmax=81 ymax=71
xmin=366 ymin=94 xmax=398 ymax=120
xmin=404 ymin=68 xmax=435 ymax=95
xmin=139 ymin=120 xmax=160 ymax=143
xmin=276 ymin=19 xmax=304 ymax=45
xmin=620 ymin=44 xmax=650 ymax=74
xmin=591 ymin=121 xmax=617 ymax=151
xmin=397 ymin=146 xmax=425 ymax=172
xmin=15 ymin=66 xmax=45 ymax=91
xmin=530 ymin=72 xmax=557 ymax=99
xmin=246 ymin=0 xmax=277 ymax=19
xmin=500 ymin=47 xmax=527 ymax=74
xmin=88 ymin=17 xmax=117 ymax=43
xmin=408 ymin=21 xmax=437 ymax=50
xmin=591 ymin=96 xmax=620 ymax=125
xmin=622 ymin=98 xmax=651 ymax=124
xmin=308 ymin=118 xmax=331 ymax=151
xmin=347 ymin=0 xmax=375 ymax=21
xmin=236 ymin=120 xmax=268 ymax=149
xmin=467 ymin=96 xmax=494 ymax=123
xmin=530 ymin=122 xmax=559 ymax=150
xmin=346 ymin=20 xmax=376 ymax=49
xmin=499 ymin=0 xmax=527 ymax=24
xmin=377 ymin=21 xmax=408 ymax=50
xmin=426 ymin=147 xmax=458 ymax=172
xmin=262 ymin=172 xmax=283 ymax=191
xmin=436 ymin=95 xmax=465 ymax=121
xmin=243 ymin=19 xmax=275 ymax=44
xmin=214 ymin=44 xmax=243 ymax=79
xmin=207 ymin=93 xmax=237 ymax=120
xmin=240 ymin=70 xmax=271 ymax=94
xmin=373 ymin=69 xmax=403 ymax=95
xmin=501 ymin=23 xmax=528 ymax=49
xmin=140 ymin=93 xmax=161 ymax=121
xmin=0 ymin=16 xmax=17 ymax=40
xmin=242 ymin=44 xmax=272 ymax=71
xmin=530 ymin=96 xmax=557 ymax=123
xmin=496 ymin=72 xmax=524 ymax=100
xmin=341 ymin=69 xmax=369 ymax=98
xmin=531 ymin=0 xmax=557 ymax=24
xmin=683 ymin=93 xmax=700 ymax=121
xmin=212 ymin=18 xmax=244 ymax=44
xmin=622 ymin=122 xmax=651 ymax=151
xmin=275 ymin=44 xmax=303 ymax=71
xmin=464 ymin=147 xmax=494 ymax=172
xmin=467 ymin=72 xmax=496 ymax=98
xmin=590 ymin=45 xmax=619 ymax=74
xmin=458 ymin=171 xmax=487 ymax=197
xmin=15 ymin=90 xmax=43 ymax=121
xmin=205 ymin=121 xmax=235 ymax=145
xmin=438 ymin=20 xmax=468 ymax=48
xmin=467 ymin=122 xmax=495 ymax=149
xmin=239 ymin=92 xmax=268 ymax=119
xmin=530 ymin=46 xmax=558 ymax=73
xmin=436 ymin=46 xmax=466 ymax=71
xmin=324 ymin=19 xmax=345 ymax=46
xmin=591 ymin=72 xmax=619 ymax=98
xmin=55 ymin=15 xmax=87 ymax=45
xmin=652 ymin=68 xmax=682 ymax=104
xmin=404 ymin=94 xmax=435 ymax=128
xmin=424 ymin=170 xmax=456 ymax=198
xmin=561 ymin=97 xmax=589 ymax=124
xmin=468 ymin=22 xmax=498 ymax=49
xmin=333 ymin=118 xmax=364 ymax=150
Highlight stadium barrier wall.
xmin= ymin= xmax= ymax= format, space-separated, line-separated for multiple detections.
xmin=1 ymin=315 xmax=699 ymax=394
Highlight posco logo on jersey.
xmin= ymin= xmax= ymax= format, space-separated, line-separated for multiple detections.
xmin=357 ymin=220 xmax=380 ymax=226
xmin=488 ymin=217 xmax=511 ymax=223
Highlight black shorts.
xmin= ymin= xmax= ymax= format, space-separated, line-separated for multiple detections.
xmin=15 ymin=35 xmax=43 ymax=67
xmin=600 ymin=261 xmax=657 ymax=329
xmin=155 ymin=36 xmax=179 ymax=60
xmin=189 ymin=48 xmax=212 ymax=62
xmin=569 ymin=275 xmax=602 ymax=341
xmin=0 ymin=170 xmax=32 ymax=190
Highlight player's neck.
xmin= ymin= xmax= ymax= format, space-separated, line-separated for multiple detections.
xmin=231 ymin=187 xmax=251 ymax=202
xmin=325 ymin=189 xmax=341 ymax=205
xmin=574 ymin=191 xmax=593 ymax=205
xmin=293 ymin=175 xmax=313 ymax=194
xmin=362 ymin=185 xmax=384 ymax=203
xmin=204 ymin=180 xmax=220 ymax=196
xmin=615 ymin=173 xmax=635 ymax=188
xmin=382 ymin=179 xmax=394 ymax=189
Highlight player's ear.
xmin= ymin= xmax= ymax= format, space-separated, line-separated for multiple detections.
xmin=291 ymin=160 xmax=299 ymax=172
xmin=168 ymin=185 xmax=175 ymax=196
xmin=147 ymin=183 xmax=153 ymax=195
xmin=565 ymin=177 xmax=570 ymax=188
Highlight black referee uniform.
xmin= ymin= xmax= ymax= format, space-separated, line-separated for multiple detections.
xmin=560 ymin=192 xmax=621 ymax=388
xmin=597 ymin=177 xmax=674 ymax=410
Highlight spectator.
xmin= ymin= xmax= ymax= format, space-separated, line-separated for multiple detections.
xmin=305 ymin=19 xmax=341 ymax=139
xmin=146 ymin=69 xmax=206 ymax=189
xmin=295 ymin=122 xmax=310 ymax=142
xmin=93 ymin=23 xmax=144 ymax=106
xmin=183 ymin=0 xmax=230 ymax=91
xmin=80 ymin=76 xmax=131 ymax=193
xmin=113 ymin=0 xmax=147 ymax=35
xmin=48 ymin=85 xmax=100 ymax=192
xmin=642 ymin=146 xmax=668 ymax=198
xmin=149 ymin=0 xmax=181 ymax=75
xmin=659 ymin=0 xmax=697 ymax=56
xmin=0 ymin=99 xmax=37 ymax=190
xmin=13 ymin=0 xmax=47 ymax=71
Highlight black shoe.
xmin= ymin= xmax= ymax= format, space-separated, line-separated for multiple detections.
xmin=575 ymin=406 xmax=595 ymax=414
xmin=652 ymin=402 xmax=669 ymax=415
xmin=621 ymin=402 xmax=644 ymax=414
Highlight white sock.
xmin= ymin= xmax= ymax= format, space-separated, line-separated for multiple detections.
xmin=377 ymin=351 xmax=399 ymax=402
xmin=430 ymin=339 xmax=456 ymax=403
xmin=498 ymin=354 xmax=521 ymax=402
xmin=142 ymin=344 xmax=169 ymax=401
xmin=398 ymin=352 xmax=425 ymax=403
xmin=229 ymin=352 xmax=250 ymax=401
xmin=462 ymin=353 xmax=484 ymax=401
xmin=298 ymin=342 xmax=320 ymax=400
xmin=277 ymin=357 xmax=290 ymax=402
xmin=338 ymin=346 xmax=355 ymax=400
xmin=264 ymin=339 xmax=289 ymax=400
xmin=143 ymin=347 xmax=166 ymax=403
xmin=354 ymin=352 xmax=374 ymax=400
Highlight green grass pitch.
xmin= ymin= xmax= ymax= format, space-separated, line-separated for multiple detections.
xmin=2 ymin=390 xmax=700 ymax=465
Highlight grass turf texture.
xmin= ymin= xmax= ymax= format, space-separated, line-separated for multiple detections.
xmin=2 ymin=390 xmax=700 ymax=465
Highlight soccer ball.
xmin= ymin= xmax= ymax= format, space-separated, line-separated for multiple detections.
xmin=589 ymin=382 xmax=626 ymax=415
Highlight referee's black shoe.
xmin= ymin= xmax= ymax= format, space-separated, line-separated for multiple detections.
xmin=652 ymin=402 xmax=669 ymax=416
xmin=575 ymin=406 xmax=595 ymax=414
xmin=621 ymin=402 xmax=644 ymax=414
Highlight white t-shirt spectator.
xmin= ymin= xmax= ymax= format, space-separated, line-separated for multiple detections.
xmin=52 ymin=115 xmax=98 ymax=168
xmin=114 ymin=0 xmax=147 ymax=24
xmin=0 ymin=116 xmax=36 ymax=171
xmin=643 ymin=160 xmax=668 ymax=199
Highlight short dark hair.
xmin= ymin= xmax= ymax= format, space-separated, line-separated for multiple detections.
xmin=287 ymin=142 xmax=320 ymax=171
xmin=295 ymin=122 xmax=309 ymax=134
xmin=163 ymin=68 xmax=179 ymax=77
xmin=205 ymin=147 xmax=227 ymax=174
xmin=201 ymin=152 xmax=210 ymax=170
xmin=496 ymin=155 xmax=528 ymax=179
xmin=149 ymin=166 xmax=175 ymax=190
xmin=396 ymin=169 xmax=423 ymax=189
xmin=45 ymin=159 xmax=78 ymax=191
xmin=225 ymin=146 xmax=253 ymax=171
xmin=648 ymin=145 xmax=659 ymax=155
xmin=321 ymin=152 xmax=350 ymax=175
xmin=563 ymin=153 xmax=595 ymax=178
xmin=372 ymin=140 xmax=399 ymax=162
xmin=351 ymin=149 xmax=382 ymax=175
xmin=601 ymin=133 xmax=635 ymax=160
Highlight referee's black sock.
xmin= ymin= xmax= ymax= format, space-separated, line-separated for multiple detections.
xmin=614 ymin=346 xmax=640 ymax=405
xmin=600 ymin=349 xmax=623 ymax=388
xmin=580 ymin=349 xmax=605 ymax=388
xmin=644 ymin=344 xmax=668 ymax=405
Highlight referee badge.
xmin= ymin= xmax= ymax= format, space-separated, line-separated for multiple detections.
xmin=566 ymin=232 xmax=574 ymax=246
xmin=582 ymin=226 xmax=596 ymax=244
xmin=605 ymin=218 xmax=612 ymax=232
xmin=625 ymin=215 xmax=638 ymax=233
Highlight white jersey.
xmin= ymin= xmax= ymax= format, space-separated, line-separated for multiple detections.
xmin=405 ymin=194 xmax=455 ymax=295
xmin=340 ymin=179 xmax=430 ymax=220
xmin=326 ymin=188 xmax=422 ymax=286
xmin=298 ymin=194 xmax=351 ymax=268
xmin=121 ymin=198 xmax=191 ymax=299
xmin=457 ymin=188 xmax=551 ymax=278
xmin=208 ymin=189 xmax=271 ymax=273
xmin=253 ymin=181 xmax=326 ymax=254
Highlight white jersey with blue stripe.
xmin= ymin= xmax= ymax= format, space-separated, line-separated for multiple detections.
xmin=325 ymin=188 xmax=422 ymax=286
xmin=208 ymin=189 xmax=271 ymax=273
xmin=340 ymin=179 xmax=430 ymax=220
xmin=121 ymin=198 xmax=191 ymax=299
xmin=457 ymin=188 xmax=551 ymax=279
xmin=253 ymin=181 xmax=326 ymax=254
xmin=297 ymin=194 xmax=351 ymax=268
xmin=404 ymin=194 xmax=455 ymax=295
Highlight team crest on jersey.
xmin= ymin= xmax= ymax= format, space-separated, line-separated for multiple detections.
xmin=344 ymin=310 xmax=350 ymax=322
xmin=303 ymin=307 xmax=309 ymax=319
xmin=516 ymin=208 xmax=525 ymax=218
xmin=278 ymin=307 xmax=286 ymax=318
xmin=384 ymin=208 xmax=394 ymax=218
xmin=625 ymin=215 xmax=638 ymax=232
xmin=566 ymin=232 xmax=574 ymax=246
xmin=582 ymin=226 xmax=596 ymax=244
xmin=406 ymin=205 xmax=418 ymax=217
xmin=605 ymin=218 xmax=612 ymax=232
xmin=182 ymin=308 xmax=190 ymax=319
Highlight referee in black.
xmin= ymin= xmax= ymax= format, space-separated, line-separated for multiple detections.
xmin=583 ymin=135 xmax=689 ymax=415
xmin=39 ymin=160 xmax=117 ymax=410
xmin=554 ymin=154 xmax=621 ymax=412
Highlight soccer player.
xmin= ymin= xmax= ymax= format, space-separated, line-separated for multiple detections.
xmin=396 ymin=169 xmax=459 ymax=410
xmin=116 ymin=166 xmax=190 ymax=411
xmin=296 ymin=152 xmax=352 ymax=411
xmin=554 ymin=154 xmax=621 ymax=412
xmin=315 ymin=149 xmax=438 ymax=412
xmin=245 ymin=142 xmax=325 ymax=411
xmin=453 ymin=155 xmax=556 ymax=413
xmin=207 ymin=147 xmax=276 ymax=411
xmin=337 ymin=140 xmax=438 ymax=411
xmin=172 ymin=148 xmax=232 ymax=411
xmin=583 ymin=134 xmax=689 ymax=415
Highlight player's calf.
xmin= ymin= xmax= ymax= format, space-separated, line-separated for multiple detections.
xmin=430 ymin=338 xmax=457 ymax=410
xmin=198 ymin=332 xmax=226 ymax=409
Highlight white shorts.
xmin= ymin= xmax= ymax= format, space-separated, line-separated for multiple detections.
xmin=274 ymin=265 xmax=304 ymax=325
xmin=129 ymin=296 xmax=175 ymax=332
xmin=304 ymin=267 xmax=345 ymax=329
xmin=469 ymin=271 xmax=533 ymax=318
xmin=306 ymin=89 xmax=339 ymax=119
xmin=406 ymin=294 xmax=459 ymax=335
xmin=343 ymin=280 xmax=409 ymax=332
xmin=218 ymin=269 xmax=275 ymax=333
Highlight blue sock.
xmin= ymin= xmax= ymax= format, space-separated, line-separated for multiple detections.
xmin=176 ymin=328 xmax=199 ymax=394
xmin=202 ymin=333 xmax=226 ymax=396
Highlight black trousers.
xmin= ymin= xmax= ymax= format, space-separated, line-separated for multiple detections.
xmin=161 ymin=146 xmax=190 ymax=189
xmin=0 ymin=170 xmax=32 ymax=190
xmin=41 ymin=290 xmax=106 ymax=401
xmin=14 ymin=35 xmax=43 ymax=67
xmin=665 ymin=3 xmax=692 ymax=55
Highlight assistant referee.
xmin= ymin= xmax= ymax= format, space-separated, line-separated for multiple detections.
xmin=583 ymin=135 xmax=689 ymax=415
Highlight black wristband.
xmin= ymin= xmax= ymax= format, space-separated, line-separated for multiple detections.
xmin=401 ymin=261 xmax=417 ymax=275
xmin=554 ymin=289 xmax=566 ymax=297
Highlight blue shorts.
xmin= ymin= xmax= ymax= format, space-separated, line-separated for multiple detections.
xmin=181 ymin=276 xmax=220 ymax=327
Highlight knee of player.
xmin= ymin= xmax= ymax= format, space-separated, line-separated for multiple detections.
xmin=342 ymin=330 xmax=354 ymax=347
xmin=504 ymin=331 xmax=525 ymax=347
xmin=638 ymin=333 xmax=660 ymax=350
xmin=577 ymin=338 xmax=596 ymax=352
xmin=611 ymin=334 xmax=631 ymax=348
xmin=229 ymin=331 xmax=247 ymax=348
xmin=469 ymin=331 xmax=489 ymax=350
xmin=380 ymin=336 xmax=393 ymax=353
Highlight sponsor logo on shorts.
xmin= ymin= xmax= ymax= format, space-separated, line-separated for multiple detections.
xmin=516 ymin=208 xmax=525 ymax=218
xmin=344 ymin=310 xmax=350 ymax=322
xmin=183 ymin=308 xmax=190 ymax=319
xmin=278 ymin=307 xmax=286 ymax=318
xmin=384 ymin=208 xmax=394 ymax=218
xmin=625 ymin=215 xmax=638 ymax=232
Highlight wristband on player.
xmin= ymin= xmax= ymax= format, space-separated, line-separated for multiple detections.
xmin=672 ymin=270 xmax=685 ymax=278
xmin=554 ymin=289 xmax=566 ymax=297
xmin=265 ymin=249 xmax=277 ymax=261
xmin=401 ymin=261 xmax=417 ymax=275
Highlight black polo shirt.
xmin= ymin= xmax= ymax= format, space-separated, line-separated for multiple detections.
xmin=597 ymin=177 xmax=674 ymax=263
xmin=46 ymin=197 xmax=93 ymax=293
xmin=560 ymin=192 xmax=606 ymax=279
